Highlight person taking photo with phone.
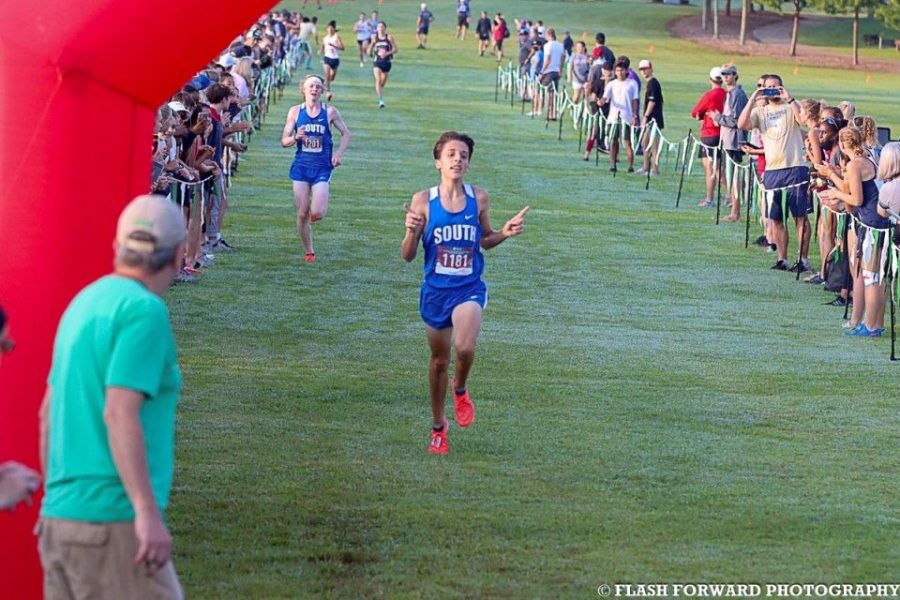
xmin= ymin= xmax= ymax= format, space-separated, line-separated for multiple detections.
xmin=738 ymin=74 xmax=811 ymax=273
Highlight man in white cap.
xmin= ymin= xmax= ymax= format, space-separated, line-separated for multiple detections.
xmin=710 ymin=63 xmax=748 ymax=221
xmin=691 ymin=66 xmax=726 ymax=207
xmin=38 ymin=195 xmax=186 ymax=599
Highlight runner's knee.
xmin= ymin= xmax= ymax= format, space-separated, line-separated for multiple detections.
xmin=429 ymin=354 xmax=450 ymax=373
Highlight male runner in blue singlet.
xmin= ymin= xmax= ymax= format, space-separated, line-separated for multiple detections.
xmin=401 ymin=132 xmax=529 ymax=455
xmin=281 ymin=75 xmax=351 ymax=262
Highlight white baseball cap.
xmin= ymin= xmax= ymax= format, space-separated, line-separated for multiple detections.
xmin=709 ymin=66 xmax=723 ymax=81
xmin=638 ymin=59 xmax=652 ymax=70
xmin=117 ymin=195 xmax=187 ymax=253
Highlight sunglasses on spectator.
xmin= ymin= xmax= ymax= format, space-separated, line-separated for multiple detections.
xmin=1 ymin=338 xmax=14 ymax=355
xmin=824 ymin=117 xmax=838 ymax=126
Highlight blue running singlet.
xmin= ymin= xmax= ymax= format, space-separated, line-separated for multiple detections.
xmin=293 ymin=104 xmax=332 ymax=169
xmin=422 ymin=184 xmax=484 ymax=289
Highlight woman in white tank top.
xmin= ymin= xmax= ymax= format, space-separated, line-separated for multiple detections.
xmin=320 ymin=20 xmax=345 ymax=101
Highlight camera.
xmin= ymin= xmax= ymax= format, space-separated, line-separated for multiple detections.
xmin=760 ymin=88 xmax=781 ymax=98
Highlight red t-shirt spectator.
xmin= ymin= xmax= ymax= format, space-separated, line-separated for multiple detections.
xmin=691 ymin=87 xmax=726 ymax=138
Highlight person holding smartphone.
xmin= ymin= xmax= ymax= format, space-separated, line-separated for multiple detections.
xmin=738 ymin=74 xmax=811 ymax=273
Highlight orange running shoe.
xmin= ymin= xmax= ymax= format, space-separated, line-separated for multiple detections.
xmin=452 ymin=382 xmax=475 ymax=428
xmin=305 ymin=252 xmax=316 ymax=263
xmin=429 ymin=419 xmax=449 ymax=455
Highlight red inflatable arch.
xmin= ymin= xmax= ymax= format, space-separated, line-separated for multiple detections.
xmin=0 ymin=0 xmax=275 ymax=596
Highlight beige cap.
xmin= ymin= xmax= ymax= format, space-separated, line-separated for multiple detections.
xmin=638 ymin=59 xmax=652 ymax=70
xmin=116 ymin=195 xmax=186 ymax=253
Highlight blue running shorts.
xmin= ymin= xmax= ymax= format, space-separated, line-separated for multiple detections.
xmin=764 ymin=166 xmax=810 ymax=221
xmin=419 ymin=279 xmax=488 ymax=330
xmin=290 ymin=162 xmax=333 ymax=185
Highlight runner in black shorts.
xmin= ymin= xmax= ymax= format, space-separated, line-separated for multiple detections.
xmin=370 ymin=22 xmax=397 ymax=108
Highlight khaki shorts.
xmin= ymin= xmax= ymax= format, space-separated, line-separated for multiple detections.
xmin=38 ymin=518 xmax=183 ymax=600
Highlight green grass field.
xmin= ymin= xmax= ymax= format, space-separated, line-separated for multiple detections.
xmin=167 ymin=1 xmax=900 ymax=597
xmin=800 ymin=14 xmax=900 ymax=58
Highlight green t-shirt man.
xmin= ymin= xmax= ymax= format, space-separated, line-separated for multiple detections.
xmin=42 ymin=275 xmax=181 ymax=522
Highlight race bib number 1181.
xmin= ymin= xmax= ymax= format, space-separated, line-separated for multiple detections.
xmin=435 ymin=245 xmax=473 ymax=275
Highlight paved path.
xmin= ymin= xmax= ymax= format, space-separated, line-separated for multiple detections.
xmin=752 ymin=15 xmax=830 ymax=44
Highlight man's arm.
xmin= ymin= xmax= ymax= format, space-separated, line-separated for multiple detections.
xmin=39 ymin=387 xmax=51 ymax=475
xmin=401 ymin=191 xmax=428 ymax=261
xmin=281 ymin=106 xmax=301 ymax=148
xmin=328 ymin=106 xmax=351 ymax=167
xmin=104 ymin=387 xmax=172 ymax=570
xmin=630 ymin=85 xmax=639 ymax=126
xmin=737 ymin=88 xmax=760 ymax=131
xmin=478 ymin=188 xmax=529 ymax=249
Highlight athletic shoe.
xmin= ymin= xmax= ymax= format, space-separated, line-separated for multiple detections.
xmin=771 ymin=260 xmax=788 ymax=271
xmin=697 ymin=198 xmax=714 ymax=207
xmin=626 ymin=167 xmax=635 ymax=173
xmin=360 ymin=61 xmax=365 ymax=68
xmin=429 ymin=419 xmax=449 ymax=455
xmin=804 ymin=274 xmax=825 ymax=285
xmin=723 ymin=196 xmax=733 ymax=207
xmin=826 ymin=296 xmax=849 ymax=307
xmin=788 ymin=260 xmax=811 ymax=274
xmin=452 ymin=382 xmax=475 ymax=428
xmin=174 ymin=269 xmax=199 ymax=284
xmin=183 ymin=265 xmax=202 ymax=277
xmin=842 ymin=320 xmax=858 ymax=329
xmin=213 ymin=239 xmax=235 ymax=252
xmin=198 ymin=253 xmax=215 ymax=268
xmin=305 ymin=252 xmax=316 ymax=263
xmin=845 ymin=324 xmax=883 ymax=337
xmin=754 ymin=235 xmax=769 ymax=247
xmin=635 ymin=168 xmax=648 ymax=175
xmin=767 ymin=244 xmax=777 ymax=253
xmin=378 ymin=99 xmax=385 ymax=108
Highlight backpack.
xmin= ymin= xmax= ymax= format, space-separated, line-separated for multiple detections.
xmin=502 ymin=21 xmax=510 ymax=38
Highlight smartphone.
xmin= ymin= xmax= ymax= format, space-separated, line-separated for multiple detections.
xmin=742 ymin=142 xmax=761 ymax=150
xmin=760 ymin=88 xmax=781 ymax=98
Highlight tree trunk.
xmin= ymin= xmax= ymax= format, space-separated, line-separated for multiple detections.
xmin=740 ymin=0 xmax=749 ymax=45
xmin=852 ymin=5 xmax=860 ymax=66
xmin=713 ymin=0 xmax=719 ymax=39
xmin=702 ymin=0 xmax=708 ymax=31
xmin=790 ymin=4 xmax=800 ymax=57
xmin=725 ymin=0 xmax=732 ymax=17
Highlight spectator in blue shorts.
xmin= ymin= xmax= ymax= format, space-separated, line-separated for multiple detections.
xmin=739 ymin=74 xmax=811 ymax=272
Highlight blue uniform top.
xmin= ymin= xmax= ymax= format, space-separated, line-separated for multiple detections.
xmin=293 ymin=104 xmax=332 ymax=169
xmin=422 ymin=184 xmax=484 ymax=289
xmin=856 ymin=178 xmax=891 ymax=229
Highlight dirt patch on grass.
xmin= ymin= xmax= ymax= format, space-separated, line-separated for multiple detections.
xmin=668 ymin=12 xmax=900 ymax=74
